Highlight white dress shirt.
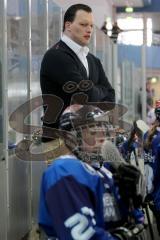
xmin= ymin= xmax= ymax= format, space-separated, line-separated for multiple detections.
xmin=61 ymin=34 xmax=89 ymax=77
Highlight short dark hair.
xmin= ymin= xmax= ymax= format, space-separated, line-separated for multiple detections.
xmin=63 ymin=4 xmax=92 ymax=31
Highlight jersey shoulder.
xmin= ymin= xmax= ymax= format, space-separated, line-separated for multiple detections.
xmin=43 ymin=156 xmax=100 ymax=191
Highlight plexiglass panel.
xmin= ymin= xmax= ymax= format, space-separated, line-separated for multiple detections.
xmin=0 ymin=0 xmax=3 ymax=149
xmin=32 ymin=0 xmax=47 ymax=56
xmin=7 ymin=0 xmax=31 ymax=239
xmin=31 ymin=0 xmax=46 ymax=111
xmin=122 ymin=61 xmax=134 ymax=105
xmin=103 ymin=36 xmax=112 ymax=77
xmin=95 ymin=27 xmax=113 ymax=86
xmin=118 ymin=44 xmax=145 ymax=120
xmin=0 ymin=1 xmax=7 ymax=239
xmin=95 ymin=28 xmax=105 ymax=66
xmin=88 ymin=26 xmax=96 ymax=55
xmin=7 ymin=0 xmax=29 ymax=145
xmin=31 ymin=0 xmax=48 ymax=222
xmin=48 ymin=1 xmax=62 ymax=47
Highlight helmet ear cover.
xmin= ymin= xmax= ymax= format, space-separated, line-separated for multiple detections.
xmin=61 ymin=129 xmax=78 ymax=153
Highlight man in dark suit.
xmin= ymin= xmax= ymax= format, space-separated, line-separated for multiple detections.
xmin=40 ymin=4 xmax=115 ymax=141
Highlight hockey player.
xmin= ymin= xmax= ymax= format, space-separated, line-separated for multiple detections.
xmin=39 ymin=104 xmax=145 ymax=240
xmin=150 ymin=144 xmax=160 ymax=236
xmin=119 ymin=120 xmax=148 ymax=167
xmin=143 ymin=99 xmax=160 ymax=236
xmin=120 ymin=131 xmax=139 ymax=166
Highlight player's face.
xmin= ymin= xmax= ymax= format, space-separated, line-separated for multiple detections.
xmin=65 ymin=10 xmax=94 ymax=46
xmin=81 ymin=124 xmax=106 ymax=153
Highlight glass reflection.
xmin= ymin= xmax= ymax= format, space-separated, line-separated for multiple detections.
xmin=7 ymin=0 xmax=28 ymax=145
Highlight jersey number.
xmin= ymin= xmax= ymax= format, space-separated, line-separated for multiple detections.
xmin=64 ymin=207 xmax=96 ymax=240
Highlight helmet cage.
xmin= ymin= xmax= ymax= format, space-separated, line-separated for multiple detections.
xmin=59 ymin=104 xmax=116 ymax=163
xmin=64 ymin=121 xmax=109 ymax=163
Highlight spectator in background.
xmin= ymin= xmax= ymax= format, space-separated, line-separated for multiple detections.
xmin=146 ymin=98 xmax=156 ymax=127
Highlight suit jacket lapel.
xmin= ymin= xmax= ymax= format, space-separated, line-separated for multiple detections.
xmin=87 ymin=54 xmax=93 ymax=80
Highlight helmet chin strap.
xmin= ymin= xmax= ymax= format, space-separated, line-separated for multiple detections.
xmin=73 ymin=147 xmax=104 ymax=165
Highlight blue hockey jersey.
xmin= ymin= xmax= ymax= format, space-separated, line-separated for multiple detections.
xmin=152 ymin=145 xmax=160 ymax=210
xmin=120 ymin=140 xmax=139 ymax=165
xmin=143 ymin=129 xmax=160 ymax=194
xmin=39 ymin=155 xmax=143 ymax=239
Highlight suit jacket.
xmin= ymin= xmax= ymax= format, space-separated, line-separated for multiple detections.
xmin=40 ymin=40 xmax=115 ymax=140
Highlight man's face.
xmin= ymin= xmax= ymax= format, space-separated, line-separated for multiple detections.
xmin=65 ymin=10 xmax=94 ymax=46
